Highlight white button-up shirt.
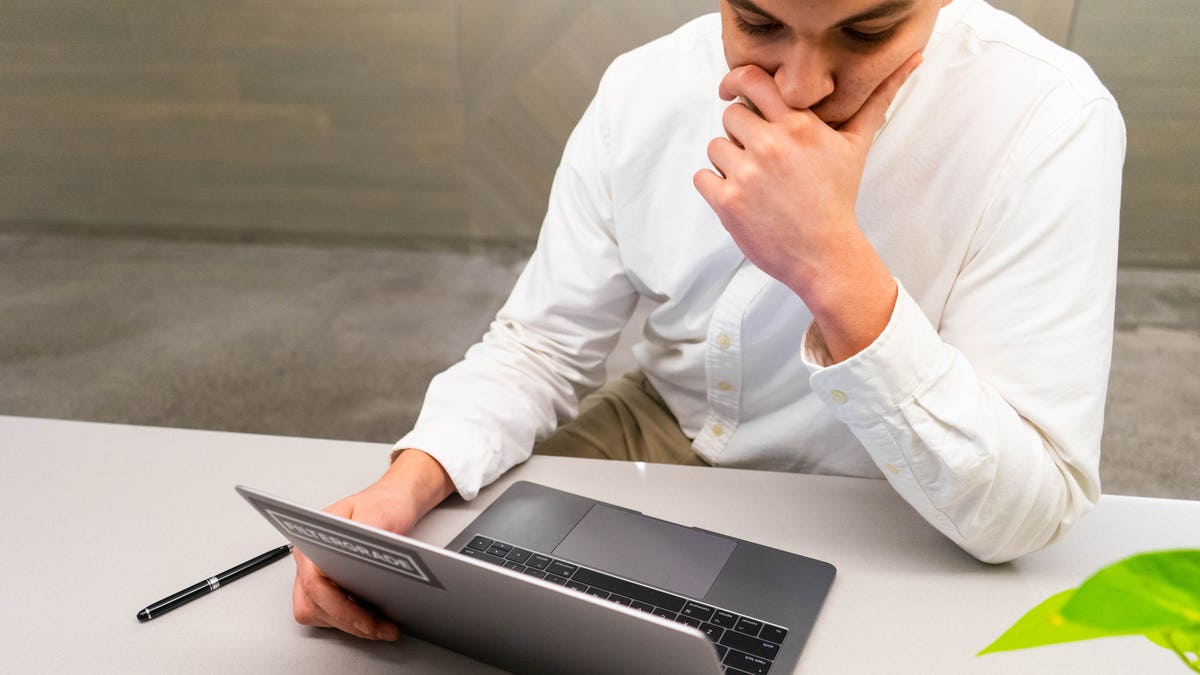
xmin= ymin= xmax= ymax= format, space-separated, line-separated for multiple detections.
xmin=397 ymin=0 xmax=1126 ymax=563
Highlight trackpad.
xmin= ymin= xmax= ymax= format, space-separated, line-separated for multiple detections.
xmin=552 ymin=505 xmax=736 ymax=599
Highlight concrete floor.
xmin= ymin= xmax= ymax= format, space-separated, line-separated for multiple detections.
xmin=2 ymin=231 xmax=1197 ymax=500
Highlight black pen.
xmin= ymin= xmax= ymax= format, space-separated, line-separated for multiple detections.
xmin=136 ymin=543 xmax=294 ymax=622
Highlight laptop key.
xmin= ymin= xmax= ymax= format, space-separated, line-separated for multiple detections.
xmin=760 ymin=624 xmax=787 ymax=645
xmin=570 ymin=568 xmax=686 ymax=612
xmin=565 ymin=580 xmax=589 ymax=593
xmin=711 ymin=609 xmax=738 ymax=629
xmin=522 ymin=568 xmax=546 ymax=579
xmin=503 ymin=561 xmax=525 ymax=572
xmin=543 ymin=573 xmax=569 ymax=585
xmin=681 ymin=601 xmax=715 ymax=622
xmin=677 ymin=615 xmax=704 ymax=629
xmin=720 ymin=630 xmax=780 ymax=660
xmin=484 ymin=552 xmax=508 ymax=566
xmin=700 ymin=622 xmax=725 ymax=642
xmin=466 ymin=536 xmax=493 ymax=551
xmin=585 ymin=587 xmax=610 ymax=600
xmin=545 ymin=561 xmax=577 ymax=578
xmin=527 ymin=554 xmax=552 ymax=570
xmin=722 ymin=649 xmax=771 ymax=675
xmin=608 ymin=594 xmax=633 ymax=606
xmin=486 ymin=544 xmax=511 ymax=558
xmin=505 ymin=548 xmax=532 ymax=564
xmin=631 ymin=601 xmax=655 ymax=613
xmin=715 ymin=644 xmax=729 ymax=660
xmin=652 ymin=607 xmax=677 ymax=621
xmin=734 ymin=616 xmax=763 ymax=636
xmin=490 ymin=541 xmax=513 ymax=553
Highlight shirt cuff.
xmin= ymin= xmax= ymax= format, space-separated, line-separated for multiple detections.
xmin=801 ymin=279 xmax=945 ymax=424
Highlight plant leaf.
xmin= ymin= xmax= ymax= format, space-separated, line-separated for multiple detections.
xmin=1061 ymin=550 xmax=1200 ymax=632
xmin=1148 ymin=629 xmax=1200 ymax=673
xmin=1147 ymin=629 xmax=1200 ymax=658
xmin=978 ymin=589 xmax=1128 ymax=655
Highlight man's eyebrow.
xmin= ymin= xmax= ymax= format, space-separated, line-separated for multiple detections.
xmin=836 ymin=0 xmax=917 ymax=26
xmin=726 ymin=0 xmax=781 ymax=23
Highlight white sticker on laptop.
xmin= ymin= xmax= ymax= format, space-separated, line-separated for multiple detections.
xmin=267 ymin=509 xmax=442 ymax=589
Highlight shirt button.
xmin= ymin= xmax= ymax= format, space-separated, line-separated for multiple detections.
xmin=711 ymin=424 xmax=725 ymax=437
xmin=831 ymin=390 xmax=848 ymax=404
xmin=716 ymin=334 xmax=732 ymax=349
xmin=717 ymin=381 xmax=733 ymax=391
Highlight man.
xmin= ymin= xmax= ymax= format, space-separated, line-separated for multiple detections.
xmin=294 ymin=0 xmax=1125 ymax=641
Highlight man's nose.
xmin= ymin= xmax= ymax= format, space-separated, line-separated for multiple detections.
xmin=771 ymin=44 xmax=835 ymax=110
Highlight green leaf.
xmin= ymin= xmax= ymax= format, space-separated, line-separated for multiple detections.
xmin=977 ymin=589 xmax=1127 ymax=655
xmin=1061 ymin=550 xmax=1200 ymax=632
xmin=1148 ymin=629 xmax=1200 ymax=671
xmin=1148 ymin=629 xmax=1200 ymax=653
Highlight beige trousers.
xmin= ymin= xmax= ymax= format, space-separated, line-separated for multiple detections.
xmin=533 ymin=371 xmax=709 ymax=466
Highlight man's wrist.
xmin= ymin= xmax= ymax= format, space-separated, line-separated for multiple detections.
xmin=786 ymin=227 xmax=897 ymax=364
xmin=381 ymin=448 xmax=457 ymax=512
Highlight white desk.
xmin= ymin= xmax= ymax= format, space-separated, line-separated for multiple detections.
xmin=2 ymin=415 xmax=1197 ymax=673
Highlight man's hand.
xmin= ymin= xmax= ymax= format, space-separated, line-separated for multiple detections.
xmin=693 ymin=52 xmax=922 ymax=362
xmin=291 ymin=449 xmax=455 ymax=641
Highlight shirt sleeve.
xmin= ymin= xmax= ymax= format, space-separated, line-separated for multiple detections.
xmin=801 ymin=97 xmax=1126 ymax=563
xmin=394 ymin=83 xmax=639 ymax=500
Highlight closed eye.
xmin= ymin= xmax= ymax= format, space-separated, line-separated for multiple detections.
xmin=734 ymin=13 xmax=783 ymax=37
xmin=842 ymin=24 xmax=900 ymax=45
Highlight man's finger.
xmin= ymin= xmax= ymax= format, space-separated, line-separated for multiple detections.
xmin=735 ymin=96 xmax=763 ymax=119
xmin=693 ymin=168 xmax=726 ymax=213
xmin=723 ymin=101 xmax=767 ymax=149
xmin=295 ymin=553 xmax=399 ymax=640
xmin=306 ymin=595 xmax=400 ymax=641
xmin=707 ymin=136 xmax=742 ymax=179
xmin=305 ymin=574 xmax=394 ymax=639
xmin=719 ymin=65 xmax=791 ymax=123
xmin=293 ymin=573 xmax=333 ymax=628
xmin=840 ymin=51 xmax=923 ymax=141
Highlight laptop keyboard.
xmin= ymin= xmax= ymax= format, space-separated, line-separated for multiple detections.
xmin=460 ymin=534 xmax=788 ymax=675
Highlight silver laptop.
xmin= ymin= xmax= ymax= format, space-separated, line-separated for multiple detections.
xmin=238 ymin=481 xmax=835 ymax=674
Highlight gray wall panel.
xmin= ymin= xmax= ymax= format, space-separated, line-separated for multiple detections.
xmin=990 ymin=0 xmax=1076 ymax=45
xmin=457 ymin=0 xmax=714 ymax=242
xmin=1068 ymin=0 xmax=1200 ymax=267
xmin=1 ymin=0 xmax=471 ymax=241
xmin=2 ymin=0 xmax=1197 ymax=264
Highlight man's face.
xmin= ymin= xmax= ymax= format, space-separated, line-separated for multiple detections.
xmin=720 ymin=0 xmax=949 ymax=127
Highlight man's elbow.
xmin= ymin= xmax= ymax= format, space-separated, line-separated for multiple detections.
xmin=958 ymin=485 xmax=1098 ymax=565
